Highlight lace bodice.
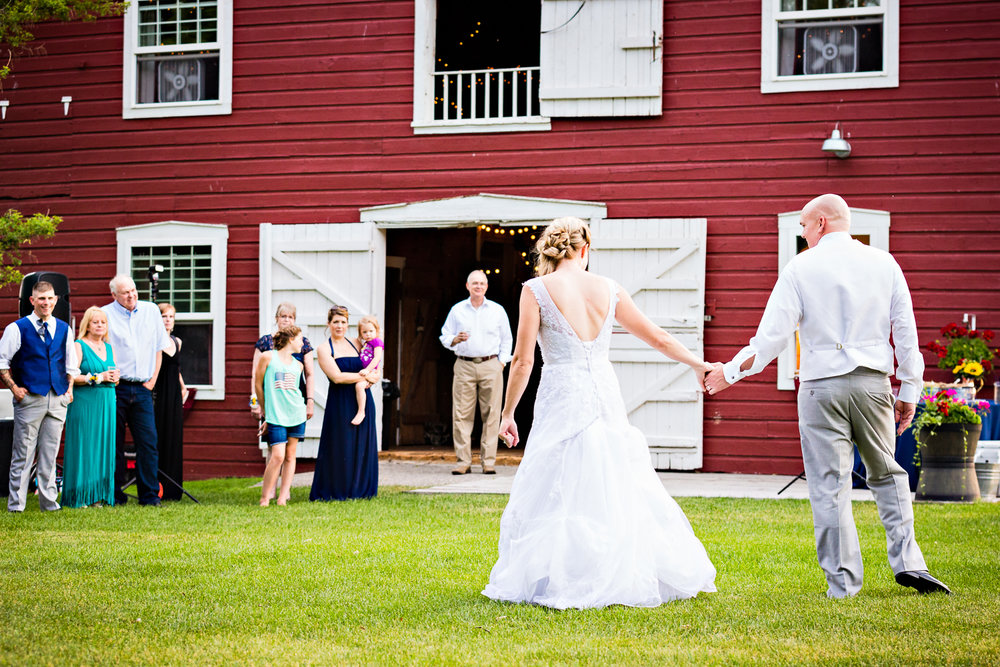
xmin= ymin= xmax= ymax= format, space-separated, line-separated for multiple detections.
xmin=524 ymin=276 xmax=625 ymax=442
xmin=525 ymin=276 xmax=618 ymax=366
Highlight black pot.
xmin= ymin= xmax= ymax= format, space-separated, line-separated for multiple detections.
xmin=916 ymin=423 xmax=982 ymax=502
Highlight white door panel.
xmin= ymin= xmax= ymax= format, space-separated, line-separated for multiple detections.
xmin=259 ymin=222 xmax=386 ymax=457
xmin=590 ymin=218 xmax=707 ymax=470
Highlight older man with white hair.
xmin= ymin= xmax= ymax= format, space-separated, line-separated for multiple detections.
xmin=440 ymin=270 xmax=513 ymax=475
xmin=102 ymin=274 xmax=171 ymax=506
xmin=706 ymin=194 xmax=950 ymax=598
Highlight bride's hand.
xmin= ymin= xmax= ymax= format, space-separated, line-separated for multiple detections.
xmin=499 ymin=415 xmax=519 ymax=448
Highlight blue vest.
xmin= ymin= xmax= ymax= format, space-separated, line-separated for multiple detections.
xmin=11 ymin=317 xmax=70 ymax=395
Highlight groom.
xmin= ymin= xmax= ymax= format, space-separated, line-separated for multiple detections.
xmin=705 ymin=194 xmax=950 ymax=598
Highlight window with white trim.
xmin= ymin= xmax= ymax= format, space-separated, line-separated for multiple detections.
xmin=761 ymin=1 xmax=898 ymax=94
xmin=775 ymin=207 xmax=890 ymax=389
xmin=116 ymin=222 xmax=229 ymax=399
xmin=122 ymin=0 xmax=233 ymax=119
xmin=412 ymin=0 xmax=662 ymax=135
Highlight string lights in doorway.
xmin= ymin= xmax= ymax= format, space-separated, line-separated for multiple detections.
xmin=478 ymin=224 xmax=541 ymax=271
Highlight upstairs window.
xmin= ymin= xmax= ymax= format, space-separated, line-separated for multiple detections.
xmin=413 ymin=0 xmax=547 ymax=134
xmin=412 ymin=0 xmax=663 ymax=135
xmin=123 ymin=0 xmax=233 ymax=118
xmin=761 ymin=1 xmax=898 ymax=94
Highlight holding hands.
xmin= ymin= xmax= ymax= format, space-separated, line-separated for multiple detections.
xmin=704 ymin=363 xmax=730 ymax=396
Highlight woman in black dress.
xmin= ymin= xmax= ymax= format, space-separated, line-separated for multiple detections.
xmin=155 ymin=303 xmax=188 ymax=501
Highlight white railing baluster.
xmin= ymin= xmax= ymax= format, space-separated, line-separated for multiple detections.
xmin=498 ymin=71 xmax=505 ymax=119
xmin=526 ymin=69 xmax=533 ymax=116
xmin=512 ymin=70 xmax=519 ymax=118
xmin=485 ymin=70 xmax=491 ymax=119
xmin=471 ymin=72 xmax=477 ymax=119
xmin=443 ymin=73 xmax=450 ymax=120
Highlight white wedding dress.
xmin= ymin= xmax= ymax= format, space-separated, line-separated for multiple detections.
xmin=482 ymin=276 xmax=717 ymax=609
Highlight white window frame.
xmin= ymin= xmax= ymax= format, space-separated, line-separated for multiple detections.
xmin=761 ymin=0 xmax=898 ymax=94
xmin=116 ymin=221 xmax=229 ymax=400
xmin=775 ymin=207 xmax=890 ymax=389
xmin=411 ymin=0 xmax=551 ymax=135
xmin=122 ymin=0 xmax=233 ymax=119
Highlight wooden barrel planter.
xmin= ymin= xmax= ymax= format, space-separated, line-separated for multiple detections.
xmin=916 ymin=423 xmax=981 ymax=502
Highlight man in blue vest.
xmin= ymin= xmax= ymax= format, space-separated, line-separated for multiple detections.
xmin=0 ymin=281 xmax=79 ymax=512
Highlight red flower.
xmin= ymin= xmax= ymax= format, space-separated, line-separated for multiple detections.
xmin=984 ymin=329 xmax=995 ymax=341
xmin=941 ymin=323 xmax=958 ymax=336
xmin=957 ymin=326 xmax=968 ymax=336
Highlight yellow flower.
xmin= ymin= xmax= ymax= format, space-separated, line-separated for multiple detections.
xmin=963 ymin=361 xmax=984 ymax=376
xmin=953 ymin=363 xmax=964 ymax=374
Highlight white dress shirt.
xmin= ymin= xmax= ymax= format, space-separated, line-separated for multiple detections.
xmin=722 ymin=232 xmax=924 ymax=404
xmin=101 ymin=300 xmax=170 ymax=381
xmin=0 ymin=312 xmax=80 ymax=378
xmin=440 ymin=298 xmax=513 ymax=364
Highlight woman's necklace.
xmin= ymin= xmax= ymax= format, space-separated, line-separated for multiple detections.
xmin=83 ymin=336 xmax=106 ymax=359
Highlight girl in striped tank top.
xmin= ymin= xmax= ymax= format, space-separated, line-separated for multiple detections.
xmin=254 ymin=326 xmax=307 ymax=506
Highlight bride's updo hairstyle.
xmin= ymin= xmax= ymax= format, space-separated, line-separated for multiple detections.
xmin=534 ymin=216 xmax=592 ymax=276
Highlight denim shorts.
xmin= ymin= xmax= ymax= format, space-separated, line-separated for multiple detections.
xmin=266 ymin=421 xmax=306 ymax=445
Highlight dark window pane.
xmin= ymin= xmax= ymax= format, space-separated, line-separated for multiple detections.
xmin=173 ymin=322 xmax=212 ymax=384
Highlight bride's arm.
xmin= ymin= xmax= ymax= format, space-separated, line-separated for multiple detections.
xmin=498 ymin=285 xmax=540 ymax=448
xmin=614 ymin=284 xmax=713 ymax=390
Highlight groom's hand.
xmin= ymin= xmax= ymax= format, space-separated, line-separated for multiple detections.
xmin=705 ymin=363 xmax=730 ymax=396
xmin=894 ymin=400 xmax=916 ymax=435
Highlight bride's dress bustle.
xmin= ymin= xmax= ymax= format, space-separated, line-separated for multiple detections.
xmin=482 ymin=276 xmax=716 ymax=609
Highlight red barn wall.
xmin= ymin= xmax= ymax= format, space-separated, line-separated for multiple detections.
xmin=1 ymin=0 xmax=998 ymax=478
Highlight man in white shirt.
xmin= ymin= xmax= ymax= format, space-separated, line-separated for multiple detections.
xmin=440 ymin=270 xmax=513 ymax=475
xmin=705 ymin=194 xmax=950 ymax=598
xmin=0 ymin=281 xmax=79 ymax=512
xmin=102 ymin=275 xmax=171 ymax=506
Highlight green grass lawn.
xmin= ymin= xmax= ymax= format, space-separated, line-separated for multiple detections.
xmin=1 ymin=479 xmax=998 ymax=665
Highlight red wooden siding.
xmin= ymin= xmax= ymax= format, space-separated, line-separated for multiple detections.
xmin=1 ymin=0 xmax=998 ymax=478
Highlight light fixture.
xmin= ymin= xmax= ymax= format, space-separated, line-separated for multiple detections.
xmin=0 ymin=100 xmax=8 ymax=120
xmin=821 ymin=123 xmax=851 ymax=159
xmin=61 ymin=96 xmax=72 ymax=115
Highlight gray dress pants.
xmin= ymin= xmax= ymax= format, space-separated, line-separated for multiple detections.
xmin=797 ymin=368 xmax=926 ymax=597
xmin=8 ymin=391 xmax=68 ymax=512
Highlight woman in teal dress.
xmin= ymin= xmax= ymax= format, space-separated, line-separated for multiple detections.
xmin=62 ymin=306 xmax=119 ymax=508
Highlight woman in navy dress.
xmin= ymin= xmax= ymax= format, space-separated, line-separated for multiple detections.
xmin=310 ymin=305 xmax=379 ymax=501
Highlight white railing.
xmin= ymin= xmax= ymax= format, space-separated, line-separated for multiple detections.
xmin=433 ymin=66 xmax=541 ymax=122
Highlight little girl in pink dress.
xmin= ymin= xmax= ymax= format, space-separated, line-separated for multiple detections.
xmin=352 ymin=315 xmax=384 ymax=425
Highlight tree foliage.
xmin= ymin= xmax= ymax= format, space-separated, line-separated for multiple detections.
xmin=0 ymin=209 xmax=61 ymax=289
xmin=1 ymin=1 xmax=128 ymax=80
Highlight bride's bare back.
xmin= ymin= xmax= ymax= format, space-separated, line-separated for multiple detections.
xmin=539 ymin=270 xmax=613 ymax=342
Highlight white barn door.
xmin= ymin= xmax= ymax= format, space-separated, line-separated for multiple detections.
xmin=259 ymin=222 xmax=386 ymax=457
xmin=589 ymin=218 xmax=707 ymax=470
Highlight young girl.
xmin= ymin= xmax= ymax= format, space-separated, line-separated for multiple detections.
xmin=351 ymin=315 xmax=384 ymax=425
xmin=254 ymin=326 xmax=307 ymax=506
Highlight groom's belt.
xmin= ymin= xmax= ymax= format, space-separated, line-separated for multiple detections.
xmin=457 ymin=354 xmax=497 ymax=363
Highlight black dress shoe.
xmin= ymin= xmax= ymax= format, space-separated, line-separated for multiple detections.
xmin=895 ymin=570 xmax=951 ymax=594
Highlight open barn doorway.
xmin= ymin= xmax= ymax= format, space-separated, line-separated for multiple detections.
xmin=381 ymin=224 xmax=542 ymax=454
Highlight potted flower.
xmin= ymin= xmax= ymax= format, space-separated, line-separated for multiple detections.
xmin=911 ymin=387 xmax=991 ymax=502
xmin=925 ymin=323 xmax=997 ymax=396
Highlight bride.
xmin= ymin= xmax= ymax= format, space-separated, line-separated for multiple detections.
xmin=482 ymin=216 xmax=717 ymax=609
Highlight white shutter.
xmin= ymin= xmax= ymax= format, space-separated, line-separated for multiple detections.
xmin=589 ymin=218 xmax=707 ymax=470
xmin=259 ymin=222 xmax=386 ymax=457
xmin=539 ymin=0 xmax=663 ymax=117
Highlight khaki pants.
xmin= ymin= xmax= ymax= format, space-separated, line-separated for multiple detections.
xmin=452 ymin=357 xmax=503 ymax=468
xmin=798 ymin=368 xmax=926 ymax=598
